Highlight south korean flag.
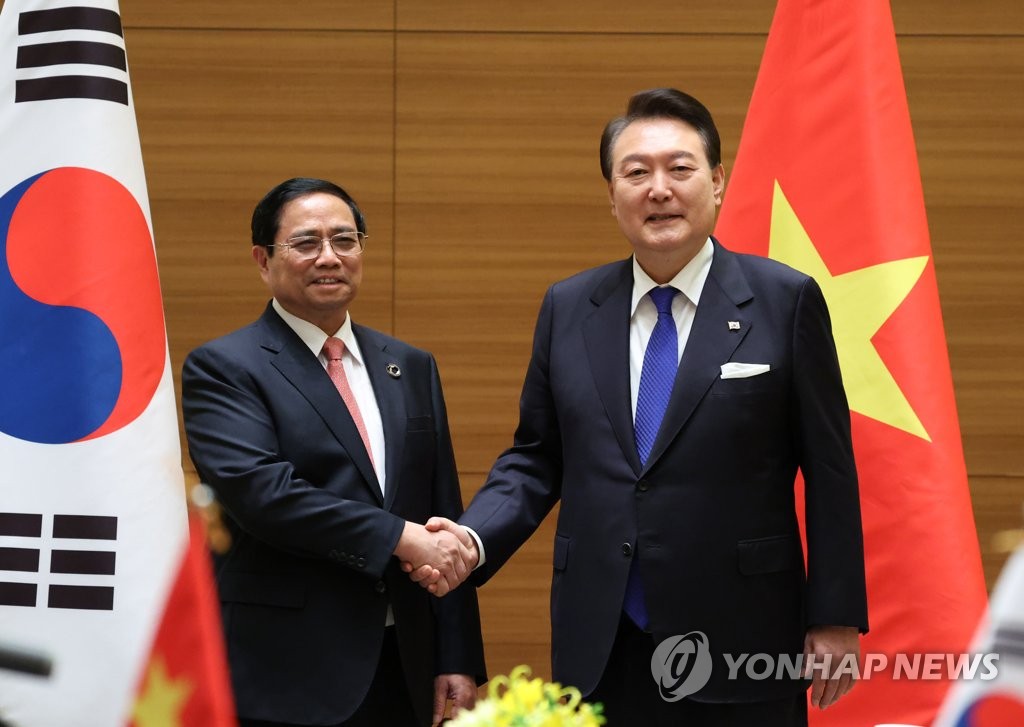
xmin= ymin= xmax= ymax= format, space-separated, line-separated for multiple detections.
xmin=0 ymin=2 xmax=187 ymax=726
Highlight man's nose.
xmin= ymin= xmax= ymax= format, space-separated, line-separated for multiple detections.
xmin=314 ymin=240 xmax=344 ymax=263
xmin=647 ymin=170 xmax=674 ymax=200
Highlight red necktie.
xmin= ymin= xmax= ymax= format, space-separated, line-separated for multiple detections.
xmin=322 ymin=337 xmax=375 ymax=467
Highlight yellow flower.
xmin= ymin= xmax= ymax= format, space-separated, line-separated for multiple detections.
xmin=448 ymin=665 xmax=605 ymax=727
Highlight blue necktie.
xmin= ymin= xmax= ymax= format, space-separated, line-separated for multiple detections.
xmin=624 ymin=286 xmax=679 ymax=630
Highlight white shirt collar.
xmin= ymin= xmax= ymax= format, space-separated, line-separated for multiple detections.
xmin=630 ymin=237 xmax=714 ymax=316
xmin=271 ymin=299 xmax=364 ymax=365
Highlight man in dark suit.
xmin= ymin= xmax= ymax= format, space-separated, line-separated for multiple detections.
xmin=182 ymin=178 xmax=485 ymax=727
xmin=412 ymin=89 xmax=868 ymax=725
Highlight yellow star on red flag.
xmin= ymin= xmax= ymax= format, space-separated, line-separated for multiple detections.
xmin=131 ymin=656 xmax=193 ymax=727
xmin=768 ymin=181 xmax=930 ymax=440
xmin=716 ymin=2 xmax=988 ymax=723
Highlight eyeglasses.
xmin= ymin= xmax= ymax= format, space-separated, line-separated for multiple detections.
xmin=270 ymin=232 xmax=367 ymax=260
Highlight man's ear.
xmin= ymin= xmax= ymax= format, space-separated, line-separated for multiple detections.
xmin=252 ymin=245 xmax=270 ymax=280
xmin=712 ymin=164 xmax=726 ymax=206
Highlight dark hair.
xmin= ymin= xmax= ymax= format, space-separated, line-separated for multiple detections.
xmin=599 ymin=88 xmax=722 ymax=180
xmin=251 ymin=177 xmax=366 ymax=254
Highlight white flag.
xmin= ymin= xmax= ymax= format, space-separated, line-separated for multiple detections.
xmin=0 ymin=1 xmax=187 ymax=725
xmin=933 ymin=545 xmax=1024 ymax=725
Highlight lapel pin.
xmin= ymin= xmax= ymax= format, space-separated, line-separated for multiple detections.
xmin=386 ymin=363 xmax=401 ymax=378
xmin=728 ymin=321 xmax=741 ymax=331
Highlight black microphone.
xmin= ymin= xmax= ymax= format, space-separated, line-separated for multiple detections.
xmin=0 ymin=640 xmax=52 ymax=677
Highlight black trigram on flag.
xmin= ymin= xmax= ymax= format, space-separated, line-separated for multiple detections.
xmin=15 ymin=6 xmax=128 ymax=105
xmin=0 ymin=512 xmax=117 ymax=610
xmin=993 ymin=626 xmax=1024 ymax=663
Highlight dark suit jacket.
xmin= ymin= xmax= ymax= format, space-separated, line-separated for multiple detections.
xmin=461 ymin=240 xmax=867 ymax=702
xmin=182 ymin=303 xmax=485 ymax=726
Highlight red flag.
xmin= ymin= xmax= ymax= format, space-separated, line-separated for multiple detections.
xmin=128 ymin=515 xmax=236 ymax=727
xmin=716 ymin=0 xmax=987 ymax=724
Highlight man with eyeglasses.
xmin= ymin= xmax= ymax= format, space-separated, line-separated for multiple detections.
xmin=181 ymin=177 xmax=485 ymax=727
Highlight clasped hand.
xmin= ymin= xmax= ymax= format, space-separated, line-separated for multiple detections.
xmin=394 ymin=518 xmax=477 ymax=596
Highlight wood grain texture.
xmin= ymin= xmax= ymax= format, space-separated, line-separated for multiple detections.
xmin=472 ymin=502 xmax=561 ymax=683
xmin=970 ymin=476 xmax=1024 ymax=587
xmin=901 ymin=36 xmax=1024 ymax=479
xmin=395 ymin=0 xmax=1023 ymax=35
xmin=122 ymin=1 xmax=393 ymax=31
xmin=122 ymin=3 xmax=1023 ymax=690
xmin=386 ymin=29 xmax=1024 ymax=678
xmin=394 ymin=32 xmax=765 ymax=473
xmin=129 ymin=29 xmax=395 ymax=446
xmin=396 ymin=0 xmax=774 ymax=34
xmin=892 ymin=0 xmax=1024 ymax=36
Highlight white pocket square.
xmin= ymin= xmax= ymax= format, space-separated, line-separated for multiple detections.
xmin=720 ymin=362 xmax=771 ymax=379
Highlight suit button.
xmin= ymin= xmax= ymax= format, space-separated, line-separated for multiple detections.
xmin=622 ymin=543 xmax=633 ymax=557
xmin=357 ymin=556 xmax=366 ymax=568
xmin=637 ymin=480 xmax=649 ymax=492
xmin=375 ymin=580 xmax=387 ymax=594
xmin=328 ymin=549 xmax=341 ymax=561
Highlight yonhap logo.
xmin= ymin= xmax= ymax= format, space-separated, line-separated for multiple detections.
xmin=650 ymin=630 xmax=713 ymax=701
xmin=649 ymin=630 xmax=1002 ymax=705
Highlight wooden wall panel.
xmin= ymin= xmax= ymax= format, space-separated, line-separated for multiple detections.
xmin=116 ymin=0 xmax=1023 ymax=692
xmin=396 ymin=0 xmax=774 ymax=34
xmin=892 ymin=0 xmax=1024 ymax=36
xmin=900 ymin=34 xmax=1024 ymax=586
xmin=396 ymin=0 xmax=1023 ymax=36
xmin=395 ymin=32 xmax=765 ymax=474
xmin=971 ymin=477 xmax=1024 ymax=586
xmin=131 ymin=29 xmax=395 ymax=338
xmin=390 ymin=23 xmax=1024 ymax=681
xmin=130 ymin=29 xmax=395 ymax=461
xmin=900 ymin=37 xmax=1024 ymax=480
xmin=395 ymin=31 xmax=761 ymax=684
xmin=475 ymin=507 xmax=561 ymax=682
xmin=122 ymin=1 xmax=393 ymax=31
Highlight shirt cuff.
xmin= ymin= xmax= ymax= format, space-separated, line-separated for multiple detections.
xmin=462 ymin=526 xmax=486 ymax=569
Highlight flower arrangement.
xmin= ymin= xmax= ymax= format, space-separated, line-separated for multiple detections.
xmin=449 ymin=665 xmax=605 ymax=726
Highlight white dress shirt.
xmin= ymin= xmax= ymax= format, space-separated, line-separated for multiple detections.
xmin=271 ymin=299 xmax=387 ymax=493
xmin=470 ymin=239 xmax=715 ymax=569
xmin=629 ymin=238 xmax=714 ymax=419
xmin=272 ymin=301 xmax=396 ymax=625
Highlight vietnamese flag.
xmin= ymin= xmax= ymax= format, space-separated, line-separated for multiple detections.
xmin=716 ymin=0 xmax=988 ymax=724
xmin=128 ymin=514 xmax=236 ymax=727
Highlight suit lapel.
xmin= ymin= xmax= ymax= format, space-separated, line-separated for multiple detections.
xmin=642 ymin=241 xmax=754 ymax=472
xmin=356 ymin=326 xmax=407 ymax=511
xmin=258 ymin=306 xmax=383 ymax=505
xmin=583 ymin=260 xmax=643 ymax=476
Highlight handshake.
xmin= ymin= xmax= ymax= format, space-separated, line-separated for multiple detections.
xmin=393 ymin=517 xmax=477 ymax=596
